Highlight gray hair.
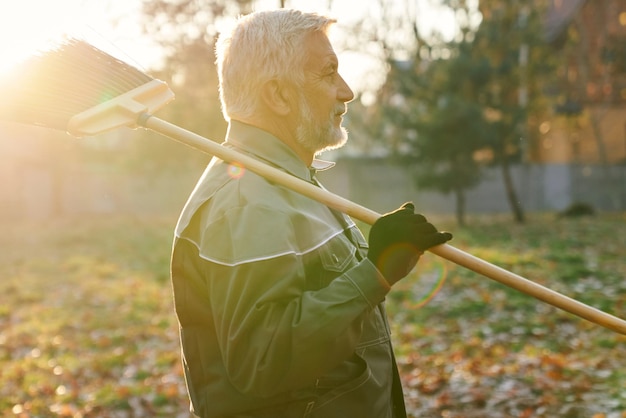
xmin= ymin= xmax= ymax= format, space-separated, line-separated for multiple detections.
xmin=215 ymin=9 xmax=336 ymax=121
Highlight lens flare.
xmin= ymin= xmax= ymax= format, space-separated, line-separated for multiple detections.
xmin=227 ymin=162 xmax=245 ymax=179
xmin=375 ymin=243 xmax=448 ymax=308
xmin=409 ymin=260 xmax=448 ymax=308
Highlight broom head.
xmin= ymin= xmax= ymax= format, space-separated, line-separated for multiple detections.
xmin=0 ymin=39 xmax=174 ymax=137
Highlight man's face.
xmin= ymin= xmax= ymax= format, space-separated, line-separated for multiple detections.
xmin=295 ymin=31 xmax=354 ymax=155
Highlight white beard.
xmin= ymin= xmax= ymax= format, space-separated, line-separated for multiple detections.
xmin=295 ymin=95 xmax=348 ymax=155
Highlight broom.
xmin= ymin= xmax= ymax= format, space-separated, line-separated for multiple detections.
xmin=2 ymin=39 xmax=625 ymax=335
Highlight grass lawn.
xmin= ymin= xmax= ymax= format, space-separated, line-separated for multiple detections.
xmin=0 ymin=213 xmax=625 ymax=417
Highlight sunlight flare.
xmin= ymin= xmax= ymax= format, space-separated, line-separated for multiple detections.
xmin=0 ymin=1 xmax=84 ymax=74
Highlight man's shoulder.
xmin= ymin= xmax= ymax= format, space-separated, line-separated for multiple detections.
xmin=176 ymin=163 xmax=302 ymax=238
xmin=179 ymin=162 xmax=273 ymax=213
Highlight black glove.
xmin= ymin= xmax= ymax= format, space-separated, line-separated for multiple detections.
xmin=367 ymin=202 xmax=452 ymax=285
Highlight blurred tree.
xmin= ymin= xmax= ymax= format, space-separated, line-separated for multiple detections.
xmin=360 ymin=0 xmax=489 ymax=225
xmin=383 ymin=40 xmax=491 ymax=226
xmin=362 ymin=0 xmax=553 ymax=224
xmin=471 ymin=0 xmax=553 ymax=223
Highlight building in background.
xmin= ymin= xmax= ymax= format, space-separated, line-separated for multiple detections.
xmin=537 ymin=0 xmax=626 ymax=164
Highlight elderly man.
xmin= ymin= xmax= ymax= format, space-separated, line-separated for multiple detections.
xmin=171 ymin=8 xmax=452 ymax=418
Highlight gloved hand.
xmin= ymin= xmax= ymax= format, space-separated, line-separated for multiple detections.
xmin=367 ymin=202 xmax=452 ymax=286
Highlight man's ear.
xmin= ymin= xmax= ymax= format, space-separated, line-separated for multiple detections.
xmin=260 ymin=79 xmax=294 ymax=116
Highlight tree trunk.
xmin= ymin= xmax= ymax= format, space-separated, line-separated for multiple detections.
xmin=501 ymin=155 xmax=525 ymax=224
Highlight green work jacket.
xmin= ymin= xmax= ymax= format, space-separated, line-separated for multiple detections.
xmin=171 ymin=120 xmax=407 ymax=418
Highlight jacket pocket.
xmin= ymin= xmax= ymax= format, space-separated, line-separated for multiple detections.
xmin=314 ymin=354 xmax=365 ymax=391
xmin=319 ymin=233 xmax=355 ymax=273
xmin=307 ymin=355 xmax=391 ymax=418
xmin=308 ymin=348 xmax=395 ymax=418
xmin=305 ymin=233 xmax=357 ymax=291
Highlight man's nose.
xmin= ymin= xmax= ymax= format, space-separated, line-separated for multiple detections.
xmin=338 ymin=73 xmax=355 ymax=103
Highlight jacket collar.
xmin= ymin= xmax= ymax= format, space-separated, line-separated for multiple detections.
xmin=225 ymin=120 xmax=335 ymax=182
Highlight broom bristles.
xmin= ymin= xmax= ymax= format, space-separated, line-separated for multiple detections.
xmin=0 ymin=39 xmax=155 ymax=131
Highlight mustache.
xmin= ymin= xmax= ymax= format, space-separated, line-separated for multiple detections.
xmin=334 ymin=104 xmax=347 ymax=116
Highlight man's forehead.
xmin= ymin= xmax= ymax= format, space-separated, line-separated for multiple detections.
xmin=303 ymin=31 xmax=338 ymax=69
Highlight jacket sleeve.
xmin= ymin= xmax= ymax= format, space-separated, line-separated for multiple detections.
xmin=198 ymin=205 xmax=390 ymax=397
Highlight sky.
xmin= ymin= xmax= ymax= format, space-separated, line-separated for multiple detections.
xmin=0 ymin=1 xmax=157 ymax=73
xmin=0 ymin=0 xmax=462 ymax=94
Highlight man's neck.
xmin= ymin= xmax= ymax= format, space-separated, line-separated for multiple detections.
xmin=234 ymin=117 xmax=315 ymax=167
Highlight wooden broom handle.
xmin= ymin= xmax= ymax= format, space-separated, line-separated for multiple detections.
xmin=144 ymin=116 xmax=626 ymax=335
